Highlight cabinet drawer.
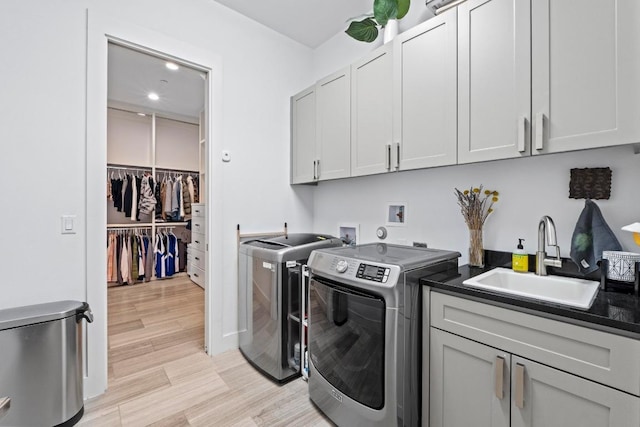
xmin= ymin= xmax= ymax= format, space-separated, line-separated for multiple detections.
xmin=190 ymin=264 xmax=205 ymax=289
xmin=189 ymin=247 xmax=205 ymax=270
xmin=191 ymin=203 xmax=205 ymax=218
xmin=191 ymin=232 xmax=205 ymax=252
xmin=431 ymin=292 xmax=640 ymax=396
xmin=191 ymin=216 xmax=205 ymax=233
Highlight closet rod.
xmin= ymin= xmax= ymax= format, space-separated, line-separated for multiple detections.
xmin=108 ymin=223 xmax=153 ymax=229
xmin=107 ymin=163 xmax=152 ymax=171
xmin=155 ymin=167 xmax=199 ymax=174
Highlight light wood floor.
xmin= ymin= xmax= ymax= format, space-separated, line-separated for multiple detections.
xmin=81 ymin=276 xmax=333 ymax=427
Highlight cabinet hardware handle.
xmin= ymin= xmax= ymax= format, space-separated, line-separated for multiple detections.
xmin=316 ymin=159 xmax=320 ymax=179
xmin=395 ymin=142 xmax=400 ymax=169
xmin=495 ymin=356 xmax=505 ymax=399
xmin=515 ymin=363 xmax=525 ymax=409
xmin=312 ymin=160 xmax=317 ymax=180
xmin=518 ymin=117 xmax=527 ymax=152
xmin=535 ymin=113 xmax=545 ymax=150
xmin=195 ymin=257 xmax=200 ymax=261
xmin=195 ymin=240 xmax=200 ymax=244
xmin=194 ymin=273 xmax=199 ymax=277
xmin=0 ymin=397 xmax=10 ymax=419
xmin=386 ymin=144 xmax=391 ymax=170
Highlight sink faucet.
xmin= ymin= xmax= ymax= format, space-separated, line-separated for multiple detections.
xmin=536 ymin=216 xmax=563 ymax=276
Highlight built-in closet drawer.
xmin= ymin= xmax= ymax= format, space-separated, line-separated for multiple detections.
xmin=430 ymin=292 xmax=640 ymax=396
xmin=191 ymin=203 xmax=205 ymax=218
xmin=189 ymin=247 xmax=205 ymax=270
xmin=191 ymin=216 xmax=205 ymax=234
xmin=191 ymin=232 xmax=205 ymax=252
xmin=190 ymin=264 xmax=205 ymax=289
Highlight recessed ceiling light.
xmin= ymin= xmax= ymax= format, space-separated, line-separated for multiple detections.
xmin=137 ymin=113 xmax=146 ymax=117
xmin=148 ymin=92 xmax=159 ymax=101
xmin=165 ymin=62 xmax=179 ymax=71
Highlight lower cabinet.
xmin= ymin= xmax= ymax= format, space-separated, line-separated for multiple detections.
xmin=430 ymin=328 xmax=510 ymax=427
xmin=511 ymin=355 xmax=639 ymax=427
xmin=430 ymin=328 xmax=639 ymax=427
xmin=427 ymin=291 xmax=640 ymax=427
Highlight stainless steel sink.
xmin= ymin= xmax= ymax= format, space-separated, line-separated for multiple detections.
xmin=462 ymin=267 xmax=600 ymax=309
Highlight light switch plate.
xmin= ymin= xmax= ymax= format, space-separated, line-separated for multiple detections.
xmin=61 ymin=215 xmax=76 ymax=234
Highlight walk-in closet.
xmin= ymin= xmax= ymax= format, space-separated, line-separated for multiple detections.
xmin=105 ymin=43 xmax=208 ymax=378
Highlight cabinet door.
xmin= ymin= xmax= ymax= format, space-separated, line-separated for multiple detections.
xmin=511 ymin=356 xmax=640 ymax=427
xmin=457 ymin=0 xmax=531 ymax=164
xmin=394 ymin=10 xmax=457 ymax=171
xmin=430 ymin=328 xmax=510 ymax=427
xmin=351 ymin=43 xmax=394 ymax=177
xmin=531 ymin=0 xmax=640 ymax=154
xmin=316 ymin=67 xmax=350 ymax=180
xmin=291 ymin=86 xmax=316 ymax=184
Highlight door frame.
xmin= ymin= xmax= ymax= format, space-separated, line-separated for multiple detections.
xmin=85 ymin=9 xmax=223 ymax=398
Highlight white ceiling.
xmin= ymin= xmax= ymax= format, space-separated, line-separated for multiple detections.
xmin=107 ymin=2 xmax=375 ymax=119
xmin=213 ymin=0 xmax=374 ymax=48
xmin=108 ymin=43 xmax=205 ymax=121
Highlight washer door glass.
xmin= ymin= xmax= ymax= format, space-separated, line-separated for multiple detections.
xmin=309 ymin=277 xmax=385 ymax=409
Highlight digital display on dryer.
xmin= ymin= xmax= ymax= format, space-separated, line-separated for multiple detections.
xmin=356 ymin=263 xmax=389 ymax=282
xmin=363 ymin=265 xmax=379 ymax=277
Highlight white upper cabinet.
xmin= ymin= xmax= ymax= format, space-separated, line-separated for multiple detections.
xmin=291 ymin=86 xmax=316 ymax=184
xmin=457 ymin=0 xmax=531 ymax=164
xmin=351 ymin=43 xmax=395 ymax=177
xmin=394 ymin=10 xmax=458 ymax=171
xmin=531 ymin=0 xmax=640 ymax=154
xmin=316 ymin=67 xmax=351 ymax=180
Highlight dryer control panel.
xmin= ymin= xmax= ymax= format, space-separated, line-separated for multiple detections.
xmin=356 ymin=263 xmax=390 ymax=283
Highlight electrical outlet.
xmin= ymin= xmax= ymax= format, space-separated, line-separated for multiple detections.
xmin=413 ymin=242 xmax=428 ymax=248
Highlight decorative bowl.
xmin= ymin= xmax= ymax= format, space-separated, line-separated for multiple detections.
xmin=602 ymin=251 xmax=640 ymax=282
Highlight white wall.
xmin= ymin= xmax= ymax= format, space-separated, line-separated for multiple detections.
xmin=1 ymin=0 xmax=316 ymax=397
xmin=313 ymin=146 xmax=640 ymax=264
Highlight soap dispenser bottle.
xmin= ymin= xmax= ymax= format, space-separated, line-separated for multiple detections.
xmin=512 ymin=239 xmax=528 ymax=272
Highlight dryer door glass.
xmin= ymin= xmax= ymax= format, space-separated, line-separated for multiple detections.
xmin=308 ymin=277 xmax=385 ymax=409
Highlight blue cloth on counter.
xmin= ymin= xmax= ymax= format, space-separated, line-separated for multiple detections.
xmin=570 ymin=199 xmax=622 ymax=274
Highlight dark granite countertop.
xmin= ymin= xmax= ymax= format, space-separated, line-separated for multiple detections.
xmin=420 ymin=251 xmax=640 ymax=339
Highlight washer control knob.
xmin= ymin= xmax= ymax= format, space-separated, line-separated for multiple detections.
xmin=336 ymin=260 xmax=349 ymax=273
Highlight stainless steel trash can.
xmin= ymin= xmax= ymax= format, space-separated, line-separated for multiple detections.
xmin=0 ymin=301 xmax=93 ymax=427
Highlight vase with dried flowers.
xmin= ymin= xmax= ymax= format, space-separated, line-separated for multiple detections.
xmin=454 ymin=185 xmax=499 ymax=267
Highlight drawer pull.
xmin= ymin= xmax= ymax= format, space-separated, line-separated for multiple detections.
xmin=495 ymin=356 xmax=505 ymax=400
xmin=195 ymin=240 xmax=200 ymax=244
xmin=515 ymin=363 xmax=525 ymax=409
xmin=194 ymin=273 xmax=199 ymax=278
xmin=195 ymin=257 xmax=200 ymax=261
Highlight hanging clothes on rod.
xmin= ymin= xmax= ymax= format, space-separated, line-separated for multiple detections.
xmin=107 ymin=228 xmax=154 ymax=285
xmin=154 ymin=228 xmax=180 ymax=279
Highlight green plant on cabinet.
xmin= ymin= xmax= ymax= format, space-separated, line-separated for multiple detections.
xmin=346 ymin=0 xmax=410 ymax=42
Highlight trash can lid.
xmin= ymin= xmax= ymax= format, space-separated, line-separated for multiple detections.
xmin=0 ymin=300 xmax=90 ymax=331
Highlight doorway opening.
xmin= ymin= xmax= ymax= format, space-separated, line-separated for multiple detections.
xmin=104 ymin=42 xmax=209 ymax=386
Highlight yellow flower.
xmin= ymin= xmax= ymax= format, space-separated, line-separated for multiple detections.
xmin=473 ymin=188 xmax=480 ymax=193
xmin=492 ymin=196 xmax=499 ymax=202
xmin=463 ymin=190 xmax=469 ymax=195
xmin=488 ymin=208 xmax=494 ymax=213
xmin=484 ymin=190 xmax=491 ymax=195
xmin=492 ymin=191 xmax=499 ymax=196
